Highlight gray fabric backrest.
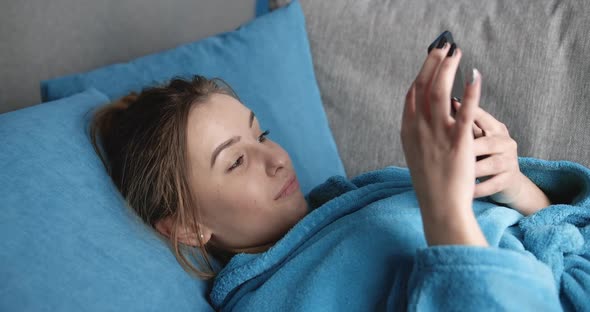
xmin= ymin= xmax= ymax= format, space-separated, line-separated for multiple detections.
xmin=301 ymin=0 xmax=590 ymax=177
xmin=0 ymin=0 xmax=254 ymax=113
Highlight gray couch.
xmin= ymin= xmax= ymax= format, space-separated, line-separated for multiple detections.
xmin=2 ymin=0 xmax=587 ymax=176
xmin=300 ymin=0 xmax=590 ymax=177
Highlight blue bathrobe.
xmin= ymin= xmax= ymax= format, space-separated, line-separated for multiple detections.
xmin=210 ymin=157 xmax=590 ymax=311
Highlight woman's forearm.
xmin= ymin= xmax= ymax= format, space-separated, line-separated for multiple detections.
xmin=502 ymin=173 xmax=552 ymax=216
xmin=421 ymin=208 xmax=489 ymax=247
xmin=420 ymin=174 xmax=552 ymax=247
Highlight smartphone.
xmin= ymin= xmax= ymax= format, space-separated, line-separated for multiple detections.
xmin=427 ymin=31 xmax=465 ymax=118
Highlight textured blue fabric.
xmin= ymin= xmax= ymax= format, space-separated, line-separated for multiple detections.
xmin=40 ymin=0 xmax=345 ymax=195
xmin=255 ymin=0 xmax=269 ymax=16
xmin=211 ymin=157 xmax=590 ymax=311
xmin=0 ymin=89 xmax=214 ymax=312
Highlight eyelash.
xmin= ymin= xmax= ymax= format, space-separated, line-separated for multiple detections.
xmin=228 ymin=130 xmax=271 ymax=172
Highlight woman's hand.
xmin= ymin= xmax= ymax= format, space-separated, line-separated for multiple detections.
xmin=400 ymin=43 xmax=488 ymax=246
xmin=452 ymin=100 xmax=522 ymax=203
xmin=453 ymin=100 xmax=552 ymax=215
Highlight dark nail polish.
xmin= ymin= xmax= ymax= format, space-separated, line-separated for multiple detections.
xmin=436 ymin=37 xmax=448 ymax=49
xmin=447 ymin=43 xmax=457 ymax=57
xmin=476 ymin=154 xmax=490 ymax=161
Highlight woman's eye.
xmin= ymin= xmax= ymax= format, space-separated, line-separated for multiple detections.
xmin=227 ymin=130 xmax=270 ymax=172
xmin=229 ymin=155 xmax=244 ymax=171
xmin=258 ymin=130 xmax=270 ymax=143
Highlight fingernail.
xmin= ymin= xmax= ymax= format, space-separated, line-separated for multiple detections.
xmin=476 ymin=154 xmax=490 ymax=161
xmin=467 ymin=68 xmax=479 ymax=85
xmin=436 ymin=37 xmax=448 ymax=49
xmin=446 ymin=43 xmax=457 ymax=57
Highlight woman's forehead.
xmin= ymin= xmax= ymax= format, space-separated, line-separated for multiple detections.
xmin=189 ymin=93 xmax=250 ymax=130
xmin=186 ymin=93 xmax=254 ymax=166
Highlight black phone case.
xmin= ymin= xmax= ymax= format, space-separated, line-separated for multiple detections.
xmin=427 ymin=31 xmax=455 ymax=53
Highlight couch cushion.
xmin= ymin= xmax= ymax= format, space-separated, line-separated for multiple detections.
xmin=300 ymin=0 xmax=590 ymax=177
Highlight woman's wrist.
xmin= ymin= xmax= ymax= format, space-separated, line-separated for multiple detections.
xmin=421 ymin=208 xmax=489 ymax=247
xmin=498 ymin=173 xmax=552 ymax=216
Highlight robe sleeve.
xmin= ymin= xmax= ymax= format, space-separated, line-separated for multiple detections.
xmin=408 ymin=157 xmax=590 ymax=311
xmin=407 ymin=246 xmax=563 ymax=311
xmin=515 ymin=157 xmax=590 ymax=310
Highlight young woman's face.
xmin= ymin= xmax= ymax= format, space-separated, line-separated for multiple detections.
xmin=186 ymin=93 xmax=309 ymax=251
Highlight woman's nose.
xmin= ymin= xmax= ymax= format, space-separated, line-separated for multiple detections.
xmin=264 ymin=146 xmax=287 ymax=177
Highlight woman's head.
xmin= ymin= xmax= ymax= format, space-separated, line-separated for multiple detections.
xmin=90 ymin=76 xmax=309 ymax=279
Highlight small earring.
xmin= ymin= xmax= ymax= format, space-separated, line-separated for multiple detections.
xmin=200 ymin=233 xmax=204 ymax=239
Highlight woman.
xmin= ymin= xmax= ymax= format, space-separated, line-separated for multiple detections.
xmin=91 ymin=43 xmax=589 ymax=310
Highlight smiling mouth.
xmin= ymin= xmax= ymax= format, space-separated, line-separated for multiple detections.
xmin=274 ymin=176 xmax=299 ymax=200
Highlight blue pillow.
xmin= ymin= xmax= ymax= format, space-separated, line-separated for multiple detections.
xmin=41 ymin=0 xmax=346 ymax=195
xmin=0 ymin=89 xmax=215 ymax=311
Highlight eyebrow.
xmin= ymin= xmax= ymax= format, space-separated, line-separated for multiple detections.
xmin=210 ymin=110 xmax=255 ymax=168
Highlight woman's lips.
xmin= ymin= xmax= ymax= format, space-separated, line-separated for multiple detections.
xmin=275 ymin=176 xmax=299 ymax=200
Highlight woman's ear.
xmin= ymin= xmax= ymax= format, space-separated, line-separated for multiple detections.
xmin=154 ymin=216 xmax=212 ymax=247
